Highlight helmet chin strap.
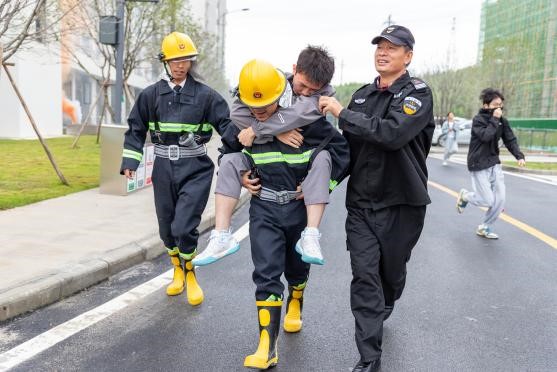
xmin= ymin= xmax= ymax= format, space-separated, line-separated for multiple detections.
xmin=163 ymin=62 xmax=175 ymax=81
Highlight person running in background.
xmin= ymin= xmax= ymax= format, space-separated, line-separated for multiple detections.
xmin=456 ymin=88 xmax=525 ymax=239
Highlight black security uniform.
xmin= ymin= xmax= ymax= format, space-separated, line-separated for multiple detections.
xmin=120 ymin=76 xmax=232 ymax=256
xmin=338 ymin=71 xmax=434 ymax=362
xmin=221 ymin=117 xmax=350 ymax=300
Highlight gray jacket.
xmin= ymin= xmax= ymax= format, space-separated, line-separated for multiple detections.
xmin=230 ymin=73 xmax=335 ymax=144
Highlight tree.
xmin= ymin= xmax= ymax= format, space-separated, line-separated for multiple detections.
xmin=1 ymin=0 xmax=76 ymax=185
xmin=60 ymin=0 xmax=225 ymax=125
xmin=0 ymin=0 xmax=81 ymax=62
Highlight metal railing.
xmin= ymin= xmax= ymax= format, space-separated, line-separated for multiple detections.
xmin=514 ymin=128 xmax=557 ymax=153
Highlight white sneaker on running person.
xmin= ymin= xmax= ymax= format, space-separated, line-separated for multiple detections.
xmin=476 ymin=224 xmax=499 ymax=239
xmin=192 ymin=229 xmax=240 ymax=266
xmin=295 ymin=227 xmax=324 ymax=265
xmin=456 ymin=188 xmax=469 ymax=214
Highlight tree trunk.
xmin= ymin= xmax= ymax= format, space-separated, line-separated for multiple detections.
xmin=71 ymin=84 xmax=104 ymax=148
xmin=3 ymin=64 xmax=69 ymax=186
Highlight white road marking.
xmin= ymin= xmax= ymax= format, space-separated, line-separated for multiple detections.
xmin=430 ymin=154 xmax=557 ymax=186
xmin=0 ymin=222 xmax=250 ymax=371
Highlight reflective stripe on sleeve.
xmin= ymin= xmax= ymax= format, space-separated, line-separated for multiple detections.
xmin=122 ymin=149 xmax=143 ymax=161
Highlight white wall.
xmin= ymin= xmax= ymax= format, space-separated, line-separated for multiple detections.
xmin=0 ymin=42 xmax=62 ymax=139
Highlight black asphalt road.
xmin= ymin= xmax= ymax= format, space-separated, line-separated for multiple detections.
xmin=1 ymin=156 xmax=556 ymax=371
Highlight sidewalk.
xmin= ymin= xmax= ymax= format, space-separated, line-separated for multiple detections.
xmin=0 ymin=137 xmax=249 ymax=322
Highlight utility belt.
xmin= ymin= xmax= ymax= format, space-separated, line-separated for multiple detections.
xmin=154 ymin=143 xmax=206 ymax=160
xmin=256 ymin=187 xmax=301 ymax=205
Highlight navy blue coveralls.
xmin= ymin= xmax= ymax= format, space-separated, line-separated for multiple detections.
xmin=120 ymin=76 xmax=233 ymax=257
xmin=221 ymin=117 xmax=350 ymax=300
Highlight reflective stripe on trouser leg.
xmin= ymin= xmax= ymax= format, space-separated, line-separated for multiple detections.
xmin=215 ymin=152 xmax=251 ymax=199
xmin=151 ymin=155 xmax=214 ymax=254
xmin=301 ymin=150 xmax=332 ymax=205
xmin=249 ymin=197 xmax=309 ymax=301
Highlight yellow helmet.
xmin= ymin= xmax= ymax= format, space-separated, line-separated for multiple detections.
xmin=238 ymin=59 xmax=286 ymax=108
xmin=159 ymin=32 xmax=198 ymax=62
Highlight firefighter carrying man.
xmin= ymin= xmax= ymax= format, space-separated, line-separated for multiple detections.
xmin=219 ymin=59 xmax=350 ymax=369
xmin=120 ymin=32 xmax=233 ymax=305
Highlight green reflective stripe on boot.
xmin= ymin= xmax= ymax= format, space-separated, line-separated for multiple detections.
xmin=291 ymin=281 xmax=307 ymax=291
xmin=264 ymin=294 xmax=282 ymax=302
xmin=166 ymin=247 xmax=180 ymax=256
xmin=244 ymin=300 xmax=282 ymax=369
xmin=179 ymin=249 xmax=197 ymax=261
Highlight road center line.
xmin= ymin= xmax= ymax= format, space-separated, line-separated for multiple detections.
xmin=0 ymin=222 xmax=251 ymax=371
xmin=428 ymin=180 xmax=557 ymax=250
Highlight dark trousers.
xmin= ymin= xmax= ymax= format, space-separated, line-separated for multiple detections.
xmin=346 ymin=204 xmax=426 ymax=361
xmin=151 ymin=155 xmax=214 ymax=254
xmin=249 ymin=197 xmax=310 ymax=300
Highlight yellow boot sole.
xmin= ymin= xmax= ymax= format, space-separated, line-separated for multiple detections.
xmin=185 ymin=261 xmax=204 ymax=305
xmin=244 ymin=328 xmax=278 ymax=369
xmin=244 ymin=355 xmax=278 ymax=369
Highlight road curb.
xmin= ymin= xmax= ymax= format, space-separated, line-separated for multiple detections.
xmin=0 ymin=191 xmax=251 ymax=322
xmin=502 ymin=165 xmax=557 ymax=175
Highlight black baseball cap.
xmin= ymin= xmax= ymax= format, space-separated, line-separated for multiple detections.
xmin=371 ymin=25 xmax=415 ymax=50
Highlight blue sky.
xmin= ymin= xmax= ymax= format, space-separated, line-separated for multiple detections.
xmin=225 ymin=0 xmax=484 ymax=85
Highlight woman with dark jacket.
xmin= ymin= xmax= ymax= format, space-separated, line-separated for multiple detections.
xmin=456 ymin=88 xmax=525 ymax=239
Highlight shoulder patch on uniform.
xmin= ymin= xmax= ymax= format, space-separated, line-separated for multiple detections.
xmin=410 ymin=78 xmax=428 ymax=90
xmin=402 ymin=96 xmax=422 ymax=115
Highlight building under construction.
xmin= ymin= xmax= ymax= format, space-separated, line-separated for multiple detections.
xmin=478 ymin=0 xmax=557 ymax=119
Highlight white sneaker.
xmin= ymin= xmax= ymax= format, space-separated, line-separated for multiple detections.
xmin=295 ymin=227 xmax=324 ymax=265
xmin=456 ymin=188 xmax=468 ymax=214
xmin=476 ymin=224 xmax=499 ymax=239
xmin=192 ymin=229 xmax=240 ymax=266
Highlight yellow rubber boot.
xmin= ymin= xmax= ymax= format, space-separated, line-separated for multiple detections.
xmin=166 ymin=255 xmax=185 ymax=296
xmin=244 ymin=299 xmax=282 ymax=369
xmin=184 ymin=258 xmax=204 ymax=306
xmin=283 ymin=284 xmax=305 ymax=333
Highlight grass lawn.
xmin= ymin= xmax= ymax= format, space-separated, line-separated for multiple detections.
xmin=0 ymin=135 xmax=100 ymax=210
xmin=503 ymin=161 xmax=557 ymax=171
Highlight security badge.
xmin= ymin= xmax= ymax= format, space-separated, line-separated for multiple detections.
xmin=402 ymin=96 xmax=422 ymax=115
xmin=354 ymin=98 xmax=366 ymax=104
